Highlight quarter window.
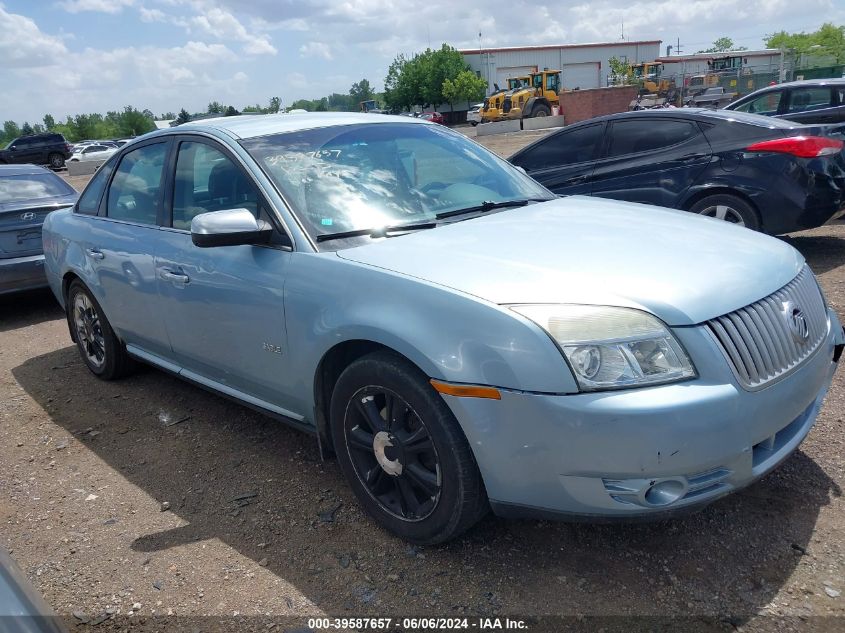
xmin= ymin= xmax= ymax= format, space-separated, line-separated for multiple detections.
xmin=76 ymin=159 xmax=115 ymax=215
xmin=514 ymin=124 xmax=603 ymax=171
xmin=606 ymin=120 xmax=699 ymax=157
xmin=106 ymin=142 xmax=167 ymax=225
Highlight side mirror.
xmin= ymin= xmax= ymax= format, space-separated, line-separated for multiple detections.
xmin=9 ymin=145 xmax=17 ymax=151
xmin=191 ymin=208 xmax=273 ymax=248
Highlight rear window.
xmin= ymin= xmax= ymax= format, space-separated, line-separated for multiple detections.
xmin=0 ymin=173 xmax=75 ymax=203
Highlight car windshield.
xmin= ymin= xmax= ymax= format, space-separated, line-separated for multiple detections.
xmin=0 ymin=173 xmax=75 ymax=203
xmin=242 ymin=122 xmax=553 ymax=242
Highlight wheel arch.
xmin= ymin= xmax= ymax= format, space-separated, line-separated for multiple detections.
xmin=312 ymin=338 xmax=436 ymax=457
xmin=681 ymin=186 xmax=763 ymax=230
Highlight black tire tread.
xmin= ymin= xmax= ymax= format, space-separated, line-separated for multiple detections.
xmin=688 ymin=193 xmax=761 ymax=231
xmin=330 ymin=350 xmax=487 ymax=544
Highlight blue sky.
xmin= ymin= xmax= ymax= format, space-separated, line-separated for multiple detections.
xmin=0 ymin=0 xmax=841 ymax=123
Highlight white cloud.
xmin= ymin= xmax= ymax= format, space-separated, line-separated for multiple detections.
xmin=0 ymin=5 xmax=68 ymax=68
xmin=139 ymin=7 xmax=166 ymax=22
xmin=299 ymin=41 xmax=333 ymax=60
xmin=189 ymin=6 xmax=277 ymax=55
xmin=59 ymin=0 xmax=135 ymax=13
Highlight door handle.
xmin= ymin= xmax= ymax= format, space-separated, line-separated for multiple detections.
xmin=159 ymin=268 xmax=190 ymax=284
xmin=85 ymin=248 xmax=105 ymax=260
xmin=565 ymin=175 xmax=589 ymax=185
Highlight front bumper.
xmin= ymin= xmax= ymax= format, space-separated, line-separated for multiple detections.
xmin=442 ymin=308 xmax=844 ymax=520
xmin=0 ymin=254 xmax=47 ymax=295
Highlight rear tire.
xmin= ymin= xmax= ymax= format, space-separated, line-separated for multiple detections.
xmin=48 ymin=153 xmax=64 ymax=169
xmin=688 ymin=193 xmax=760 ymax=231
xmin=66 ymin=281 xmax=135 ymax=380
xmin=330 ymin=351 xmax=488 ymax=544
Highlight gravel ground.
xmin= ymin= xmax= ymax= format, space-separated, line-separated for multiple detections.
xmin=1 ymin=130 xmax=843 ymax=632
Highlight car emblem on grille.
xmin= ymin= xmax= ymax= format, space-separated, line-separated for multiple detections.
xmin=20 ymin=211 xmax=36 ymax=221
xmin=782 ymin=301 xmax=810 ymax=343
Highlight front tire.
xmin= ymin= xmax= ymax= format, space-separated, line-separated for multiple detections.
xmin=67 ymin=281 xmax=135 ymax=380
xmin=531 ymin=104 xmax=551 ymax=118
xmin=330 ymin=351 xmax=487 ymax=544
xmin=688 ymin=193 xmax=760 ymax=231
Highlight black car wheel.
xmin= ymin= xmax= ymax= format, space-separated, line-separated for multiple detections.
xmin=48 ymin=153 xmax=65 ymax=169
xmin=330 ymin=351 xmax=487 ymax=543
xmin=67 ymin=281 xmax=135 ymax=380
xmin=689 ymin=193 xmax=760 ymax=231
xmin=531 ymin=104 xmax=550 ymax=118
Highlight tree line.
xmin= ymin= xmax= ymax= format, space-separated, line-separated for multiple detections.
xmin=2 ymin=106 xmax=157 ymax=146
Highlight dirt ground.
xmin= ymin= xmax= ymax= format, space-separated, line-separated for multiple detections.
xmin=1 ymin=130 xmax=844 ymax=632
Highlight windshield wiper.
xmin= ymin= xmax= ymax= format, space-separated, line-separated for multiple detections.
xmin=315 ymin=221 xmax=436 ymax=243
xmin=435 ymin=198 xmax=550 ymax=220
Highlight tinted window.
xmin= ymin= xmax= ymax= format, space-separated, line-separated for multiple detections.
xmin=106 ymin=142 xmax=167 ymax=225
xmin=606 ymin=119 xmax=698 ymax=157
xmin=172 ymin=141 xmax=263 ymax=230
xmin=13 ymin=137 xmax=33 ymax=148
xmin=788 ymin=87 xmax=833 ymax=113
xmin=732 ymin=91 xmax=783 ymax=115
xmin=76 ymin=160 xmax=115 ymax=215
xmin=514 ymin=124 xmax=603 ymax=171
xmin=0 ymin=172 xmax=75 ymax=203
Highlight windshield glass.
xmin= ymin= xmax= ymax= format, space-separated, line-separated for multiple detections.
xmin=0 ymin=173 xmax=75 ymax=203
xmin=242 ymin=122 xmax=553 ymax=242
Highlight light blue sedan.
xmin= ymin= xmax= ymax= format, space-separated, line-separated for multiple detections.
xmin=42 ymin=113 xmax=845 ymax=543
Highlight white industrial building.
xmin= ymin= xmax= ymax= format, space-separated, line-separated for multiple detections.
xmin=461 ymin=40 xmax=662 ymax=93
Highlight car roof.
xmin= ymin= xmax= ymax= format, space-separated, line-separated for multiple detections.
xmin=569 ymin=107 xmax=803 ymax=128
xmin=155 ymin=112 xmax=431 ymax=140
xmin=0 ymin=164 xmax=52 ymax=176
xmin=727 ymin=78 xmax=845 ymax=104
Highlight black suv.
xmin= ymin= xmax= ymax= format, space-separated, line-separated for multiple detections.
xmin=0 ymin=133 xmax=73 ymax=169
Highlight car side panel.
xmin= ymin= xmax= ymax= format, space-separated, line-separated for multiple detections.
xmin=282 ymin=252 xmax=579 ymax=424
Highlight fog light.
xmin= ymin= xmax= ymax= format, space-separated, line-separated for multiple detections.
xmin=644 ymin=479 xmax=686 ymax=506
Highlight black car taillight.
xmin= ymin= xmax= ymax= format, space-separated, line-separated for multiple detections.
xmin=746 ymin=136 xmax=844 ymax=158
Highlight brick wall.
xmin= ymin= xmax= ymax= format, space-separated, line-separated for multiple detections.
xmin=558 ymin=86 xmax=638 ymax=125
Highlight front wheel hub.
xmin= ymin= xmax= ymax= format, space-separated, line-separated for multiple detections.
xmin=373 ymin=431 xmax=403 ymax=476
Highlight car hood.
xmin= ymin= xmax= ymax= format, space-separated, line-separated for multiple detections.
xmin=336 ymin=196 xmax=805 ymax=326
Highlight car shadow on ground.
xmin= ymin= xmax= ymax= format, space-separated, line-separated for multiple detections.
xmin=0 ymin=288 xmax=63 ymax=333
xmin=12 ymin=346 xmax=842 ymax=625
xmin=781 ymin=234 xmax=845 ymax=275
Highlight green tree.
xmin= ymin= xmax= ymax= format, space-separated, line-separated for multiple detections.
xmin=383 ymin=44 xmax=470 ymax=111
xmin=698 ymin=36 xmax=746 ymax=53
xmin=608 ymin=56 xmax=632 ymax=84
xmin=224 ymin=105 xmax=239 ymax=116
xmin=21 ymin=122 xmax=34 ymax=136
xmin=175 ymin=108 xmax=192 ymax=125
xmin=349 ymin=79 xmax=375 ymax=106
xmin=3 ymin=121 xmax=21 ymax=143
xmin=207 ymin=101 xmax=224 ymax=114
xmin=766 ymin=23 xmax=845 ymax=62
xmin=442 ymin=70 xmax=486 ymax=108
xmin=268 ymin=96 xmax=281 ymax=113
xmin=43 ymin=114 xmax=55 ymax=130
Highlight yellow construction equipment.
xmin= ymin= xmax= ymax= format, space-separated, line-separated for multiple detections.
xmin=502 ymin=70 xmax=561 ymax=120
xmin=631 ymin=62 xmax=672 ymax=94
xmin=481 ymin=75 xmax=530 ymax=122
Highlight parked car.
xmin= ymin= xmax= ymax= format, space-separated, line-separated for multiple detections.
xmin=68 ymin=144 xmax=118 ymax=163
xmin=0 ymin=548 xmax=67 ymax=633
xmin=685 ymin=86 xmax=736 ymax=108
xmin=467 ymin=103 xmax=483 ymax=126
xmin=0 ymin=133 xmax=72 ymax=169
xmin=0 ymin=164 xmax=77 ymax=294
xmin=509 ymin=109 xmax=845 ymax=234
xmin=725 ymin=79 xmax=845 ymax=124
xmin=43 ymin=113 xmax=844 ymax=543
xmin=419 ymin=111 xmax=445 ymax=125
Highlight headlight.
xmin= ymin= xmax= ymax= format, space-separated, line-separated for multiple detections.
xmin=511 ymin=305 xmax=696 ymax=391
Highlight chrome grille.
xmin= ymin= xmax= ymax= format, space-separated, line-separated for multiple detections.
xmin=706 ymin=267 xmax=828 ymax=390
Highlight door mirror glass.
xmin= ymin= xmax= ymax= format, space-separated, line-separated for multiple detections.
xmin=190 ymin=208 xmax=273 ymax=248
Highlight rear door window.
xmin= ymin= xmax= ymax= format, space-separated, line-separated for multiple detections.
xmin=605 ymin=119 xmax=699 ymax=157
xmin=76 ymin=160 xmax=115 ymax=215
xmin=106 ymin=142 xmax=168 ymax=225
xmin=787 ymin=87 xmax=834 ymax=113
xmin=513 ymin=124 xmax=603 ymax=171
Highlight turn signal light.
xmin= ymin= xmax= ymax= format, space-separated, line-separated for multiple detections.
xmin=430 ymin=379 xmax=501 ymax=400
xmin=746 ymin=136 xmax=844 ymax=158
